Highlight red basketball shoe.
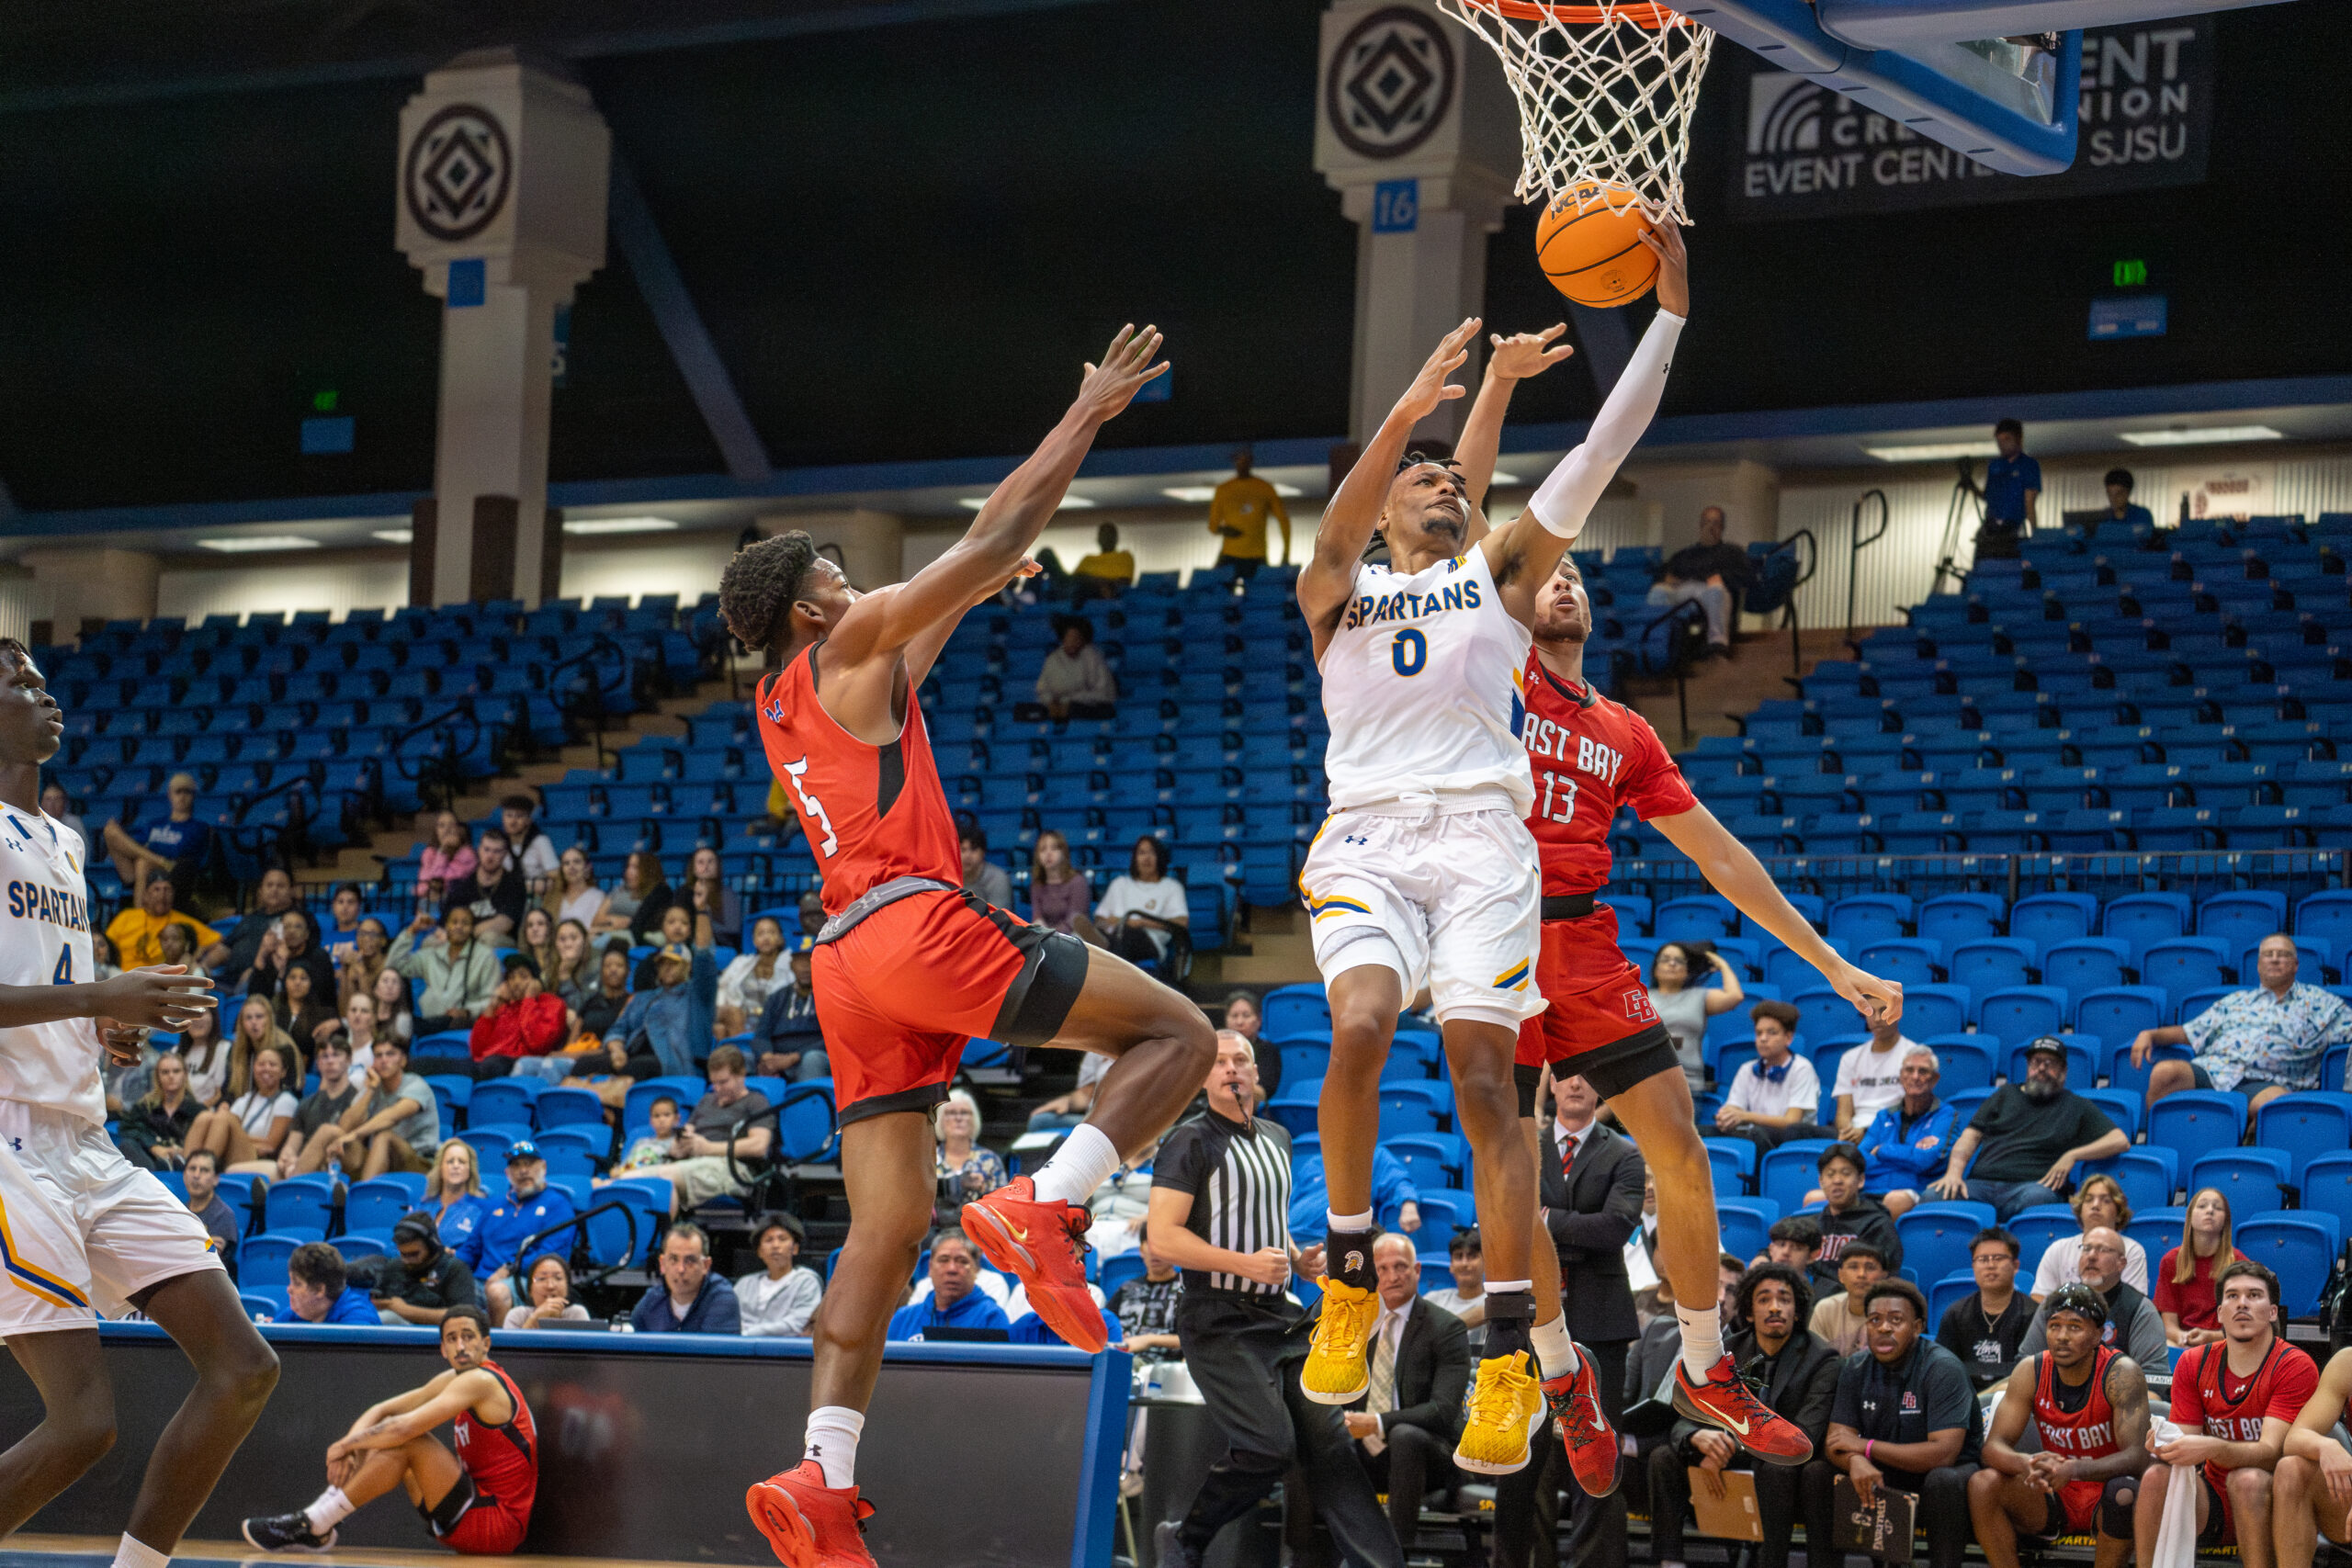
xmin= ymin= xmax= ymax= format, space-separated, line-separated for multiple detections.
xmin=1673 ymin=1352 xmax=1814 ymax=1465
xmin=1542 ymin=1343 xmax=1623 ymax=1497
xmin=746 ymin=1461 xmax=876 ymax=1568
xmin=960 ymin=1175 xmax=1107 ymax=1351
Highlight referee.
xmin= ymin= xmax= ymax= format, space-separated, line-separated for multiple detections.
xmin=1148 ymin=1032 xmax=1403 ymax=1568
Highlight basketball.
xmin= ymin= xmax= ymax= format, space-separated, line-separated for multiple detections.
xmin=1535 ymin=184 xmax=1659 ymax=308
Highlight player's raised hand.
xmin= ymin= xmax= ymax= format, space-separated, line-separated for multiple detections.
xmin=1635 ymin=219 xmax=1689 ymax=317
xmin=1074 ymin=324 xmax=1168 ymax=423
xmin=1828 ymin=961 xmax=1904 ymax=1028
xmin=1488 ymin=323 xmax=1574 ymax=381
xmin=93 ymin=964 xmax=215 ymax=1031
xmin=1396 ymin=317 xmax=1480 ymax=423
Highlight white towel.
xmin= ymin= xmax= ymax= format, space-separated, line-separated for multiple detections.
xmin=2148 ymin=1418 xmax=2199 ymax=1568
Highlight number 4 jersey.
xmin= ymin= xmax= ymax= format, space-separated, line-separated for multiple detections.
xmin=0 ymin=809 xmax=106 ymax=1124
xmin=1519 ymin=655 xmax=1696 ymax=897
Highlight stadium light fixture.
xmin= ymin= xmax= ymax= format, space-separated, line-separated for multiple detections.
xmin=563 ymin=516 xmax=680 ymax=535
xmin=2118 ymin=425 xmax=2285 ymax=448
xmin=196 ymin=536 xmax=320 ymax=553
xmin=371 ymin=528 xmax=414 ymax=544
xmin=1864 ymin=441 xmax=2002 ymax=462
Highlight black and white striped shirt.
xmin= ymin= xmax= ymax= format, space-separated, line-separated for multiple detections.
xmin=1152 ymin=1107 xmax=1294 ymax=1296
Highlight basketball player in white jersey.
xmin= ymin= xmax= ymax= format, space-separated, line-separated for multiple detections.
xmin=1295 ymin=227 xmax=1688 ymax=1473
xmin=0 ymin=639 xmax=280 ymax=1568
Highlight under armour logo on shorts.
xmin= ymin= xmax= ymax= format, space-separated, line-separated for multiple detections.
xmin=1343 ymin=834 xmax=1369 ymax=845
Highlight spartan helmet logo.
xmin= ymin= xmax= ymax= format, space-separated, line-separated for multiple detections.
xmin=1343 ymin=1248 xmax=1366 ymax=1277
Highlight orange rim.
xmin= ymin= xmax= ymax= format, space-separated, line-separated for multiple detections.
xmin=1457 ymin=0 xmax=1685 ymax=25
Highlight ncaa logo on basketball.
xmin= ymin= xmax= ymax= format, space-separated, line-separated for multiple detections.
xmin=1324 ymin=6 xmax=1456 ymax=161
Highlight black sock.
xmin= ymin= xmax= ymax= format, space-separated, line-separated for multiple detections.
xmin=1327 ymin=1227 xmax=1378 ymax=1291
xmin=1483 ymin=1290 xmax=1536 ymax=1361
xmin=1179 ymin=1461 xmax=1282 ymax=1549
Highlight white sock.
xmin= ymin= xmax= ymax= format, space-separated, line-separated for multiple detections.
xmin=1676 ymin=1301 xmax=1725 ymax=1378
xmin=805 ymin=1405 xmax=865 ymax=1491
xmin=1484 ymin=1280 xmax=1532 ymax=1298
xmin=1531 ymin=1314 xmax=1579 ymax=1379
xmin=1326 ymin=1208 xmax=1375 ymax=1234
xmin=1031 ymin=1123 xmax=1121 ymax=1207
xmin=303 ymin=1487 xmax=355 ymax=1535
xmin=113 ymin=1534 xmax=168 ymax=1568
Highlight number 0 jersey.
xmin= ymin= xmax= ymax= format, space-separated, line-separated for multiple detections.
xmin=1518 ymin=656 xmax=1695 ymax=897
xmin=0 ymin=809 xmax=103 ymax=1124
xmin=753 ymin=644 xmax=963 ymax=915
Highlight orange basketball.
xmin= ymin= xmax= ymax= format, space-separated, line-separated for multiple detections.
xmin=1535 ymin=184 xmax=1658 ymax=308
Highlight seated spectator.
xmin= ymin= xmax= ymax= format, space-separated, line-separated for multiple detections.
xmin=373 ymin=1213 xmax=481 ymax=1328
xmin=443 ymin=828 xmax=526 ymax=942
xmin=574 ymin=942 xmax=635 ymax=1040
xmin=465 ymin=954 xmax=574 ymax=1079
xmin=2155 ymin=1188 xmax=2246 ymax=1348
xmin=202 ymin=864 xmax=298 ymax=979
xmin=1832 ymin=1016 xmax=1918 ymax=1143
xmin=2030 ymin=1173 xmax=2148 ymax=1300
xmin=1083 ymin=1136 xmax=1159 ymax=1258
xmin=312 ymin=1036 xmax=441 ymax=1181
xmin=1419 ymin=1227 xmax=1486 ymax=1345
xmin=957 ymin=823 xmax=1013 ymax=908
xmin=390 ymin=905 xmax=502 ymax=1034
xmin=283 ymin=1036 xmax=362 ymax=1177
xmin=1928 ymin=1037 xmax=2125 ymax=1221
xmin=1221 ymin=991 xmax=1277 ymax=1103
xmin=105 ymin=875 xmax=219 ymax=970
xmin=518 ymin=907 xmax=560 ymax=984
xmin=547 ymin=844 xmax=607 ymax=932
xmin=685 ymin=846 xmax=741 ymax=952
xmin=2019 ymin=1226 xmax=2166 ymax=1368
xmin=90 ymin=930 xmax=119 ymax=983
xmin=1810 ymin=1279 xmax=1985 ymax=1568
xmin=457 ymin=1142 xmax=576 ymax=1322
xmin=1345 ymin=1233 xmax=1471 ymax=1556
xmin=631 ymin=903 xmax=706 ymax=989
xmin=737 ymin=1214 xmax=823 ymax=1337
xmin=933 ymin=1089 xmax=1006 ymax=1210
xmin=224 ymin=995 xmax=304 ymax=1103
xmin=1645 ymin=506 xmax=1750 ymax=657
xmin=102 ymin=772 xmax=211 ymax=902
xmin=274 ymin=960 xmax=339 ymax=1053
xmin=1766 ymin=1215 xmax=1823 ymax=1274
xmin=190 ymin=1042 xmax=299 ymax=1176
xmin=1110 ymin=1222 xmax=1182 ymax=1360
xmin=319 ymin=883 xmax=367 ymax=966
xmin=1084 ymin=834 xmax=1186 ymax=965
xmin=544 ymin=917 xmax=597 ymax=1011
xmin=887 ymin=1229 xmax=1011 ymax=1340
xmin=41 ymin=782 xmax=86 ymax=850
xmin=178 ymin=1006 xmax=230 ymax=1107
xmin=1645 ymin=940 xmax=1743 ymax=1089
xmin=619 ymin=1097 xmax=684 ymax=1171
xmin=608 ymin=940 xmax=717 ymax=1078
xmin=748 ymin=939 xmax=827 ymax=1082
xmin=1714 ymin=1001 xmax=1826 ymax=1151
xmin=2275 ymin=1343 xmax=2352 ymax=1562
xmin=503 ymin=1252 xmax=590 ymax=1329
xmin=1857 ymin=1046 xmax=1958 ymax=1218
xmin=1026 ymin=830 xmax=1098 ymax=940
xmin=717 ymin=915 xmax=792 ymax=1035
xmin=1938 ymin=1226 xmax=2035 ymax=1391
xmin=118 ymin=1050 xmax=199 ymax=1171
xmin=796 ymin=890 xmax=824 ymax=941
xmin=594 ymin=850 xmax=673 ymax=942
xmin=2100 ymin=467 xmax=2154 ymax=530
xmin=500 ymin=794 xmax=559 ymax=893
xmin=1808 ymin=1143 xmax=1902 ymax=1292
xmin=284 ymin=1241 xmax=379 ymax=1325
xmin=1807 ymin=1241 xmax=1885 ymax=1357
xmin=1069 ymin=521 xmax=1136 ymax=598
xmin=2135 ymin=933 xmax=2352 ymax=1113
xmin=180 ymin=1148 xmax=242 ymax=1270
xmin=336 ymin=916 xmax=392 ymax=1013
xmin=1651 ymin=1262 xmax=1838 ymax=1568
xmin=1020 ymin=615 xmax=1116 ymax=721
xmin=630 ymin=1222 xmax=742 ymax=1335
xmin=369 ymin=964 xmax=414 ymax=1049
xmin=598 ymin=1044 xmax=772 ymax=1213
xmin=415 ymin=810 xmax=477 ymax=912
xmin=1028 ymin=1052 xmax=1108 ymax=1132
xmin=325 ymin=991 xmax=388 ymax=1083
xmin=424 ymin=1141 xmax=492 ymax=1257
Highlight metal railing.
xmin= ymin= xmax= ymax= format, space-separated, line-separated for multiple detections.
xmin=1607 ymin=847 xmax=2349 ymax=907
xmin=1844 ymin=488 xmax=1890 ymax=645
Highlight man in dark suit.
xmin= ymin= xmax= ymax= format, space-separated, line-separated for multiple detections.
xmin=1648 ymin=1262 xmax=1839 ymax=1568
xmin=1496 ymin=1072 xmax=1646 ymax=1568
xmin=1345 ymin=1234 xmax=1473 ymax=1552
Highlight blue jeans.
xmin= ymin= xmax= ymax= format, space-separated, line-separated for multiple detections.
xmin=1963 ymin=1179 xmax=2069 ymax=1223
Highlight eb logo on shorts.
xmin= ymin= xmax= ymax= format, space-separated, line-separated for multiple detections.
xmin=1623 ymin=988 xmax=1657 ymax=1023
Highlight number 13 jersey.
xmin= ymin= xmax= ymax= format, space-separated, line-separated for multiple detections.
xmin=1519 ymin=655 xmax=1695 ymax=897
xmin=0 ymin=809 xmax=104 ymax=1124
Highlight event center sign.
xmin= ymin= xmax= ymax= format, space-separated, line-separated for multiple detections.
xmin=1724 ymin=14 xmax=2213 ymax=220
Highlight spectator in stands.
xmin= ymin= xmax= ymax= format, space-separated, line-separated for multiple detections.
xmin=547 ymin=918 xmax=597 ymax=1010
xmin=1812 ymin=1278 xmax=1985 ymax=1568
xmin=1646 ymin=506 xmax=1751 ymax=658
xmin=205 ymin=863 xmax=297 ymax=981
xmin=1644 ymin=940 xmax=1743 ymax=1088
xmin=1344 ymin=1232 xmax=1470 ymax=1556
xmin=118 ymin=1051 xmax=198 ymax=1170
xmin=1111 ymin=1222 xmax=1182 ymax=1359
xmin=748 ymin=939 xmax=826 ymax=1081
xmin=2019 ymin=1226 xmax=2167 ymax=1368
xmin=249 ymin=907 xmax=336 ymax=1025
xmin=797 ymin=890 xmax=824 ymax=941
xmin=1650 ymin=1261 xmax=1838 ymax=1568
xmin=1083 ymin=1138 xmax=1159 ymax=1258
xmin=180 ymin=1149 xmax=241 ymax=1272
xmin=102 ymin=771 xmax=210 ymax=901
xmin=887 ymin=1228 xmax=1010 ymax=1339
xmin=282 ymin=1036 xmax=361 ymax=1177
xmin=424 ymin=1141 xmax=491 ymax=1257
xmin=322 ymin=990 xmax=389 ymax=1080
xmin=1028 ymin=1053 xmax=1109 ymax=1132
xmin=1207 ymin=446 xmax=1290 ymax=578
xmin=1975 ymin=417 xmax=2040 ymax=560
xmin=2134 ymin=933 xmax=2352 ymax=1113
xmin=500 ymin=795 xmax=558 ymax=893
xmin=374 ymin=1213 xmax=481 ymax=1327
xmin=518 ymin=907 xmax=559 ymax=985
xmin=191 ymin=1040 xmax=298 ymax=1176
xmin=2100 ymin=468 xmax=2154 ymax=531
xmin=1423 ymin=1227 xmax=1486 ymax=1348
xmin=1290 ymin=1143 xmax=1421 ymax=1244
xmin=1767 ymin=1216 xmax=1824 ymax=1274
xmin=90 ymin=930 xmax=119 ymax=983
xmin=619 ymin=1098 xmax=684 ymax=1172
xmin=284 ymin=1241 xmax=379 ymax=1325
xmin=1928 ymin=1036 xmax=2126 ymax=1221
xmin=1022 ymin=615 xmax=1116 ymax=722
xmin=275 ymin=962 xmax=338 ymax=1053
xmin=1085 ymin=834 xmax=1186 ymax=965
xmin=318 ymin=1036 xmax=440 ymax=1182
xmin=1026 ymin=830 xmax=1097 ymax=939
xmin=466 ymin=954 xmax=573 ymax=1080
xmin=1715 ymin=999 xmax=1827 ymax=1151
xmin=1807 ymin=1241 xmax=1884 ymax=1356
xmin=415 ymin=811 xmax=476 ymax=912
xmin=1224 ymin=991 xmax=1277 ymax=1102
xmin=1810 ymin=1143 xmax=1903 ymax=1290
xmin=957 ymin=822 xmax=1013 ymax=908
xmin=1831 ymin=1015 xmax=1918 ymax=1143
xmin=2154 ymin=1187 xmax=2245 ymax=1347
xmin=717 ymin=915 xmax=792 ymax=1035
xmin=2030 ymin=1173 xmax=2147 ymax=1299
xmin=503 ymin=1253 xmax=589 ymax=1329
xmin=459 ymin=1142 xmax=576 ymax=1322
xmin=608 ymin=939 xmax=717 ymax=1077
xmin=106 ymin=874 xmax=219 ymax=969
xmin=370 ymin=964 xmax=414 ymax=1047
xmin=1859 ymin=1045 xmax=1959 ymax=1218
xmin=153 ymin=920 xmax=197 ymax=979
xmin=933 ymin=1088 xmax=1006 ymax=1207
xmin=686 ymin=845 xmax=741 ymax=951
xmin=179 ymin=1004 xmax=230 ymax=1107
xmin=601 ymin=1044 xmax=773 ymax=1213
xmin=320 ymin=884 xmax=366 ymax=965
xmin=620 ymin=852 xmax=678 ymax=944
xmin=738 ymin=1214 xmax=823 ymax=1337
xmin=336 ymin=916 xmax=391 ymax=1012
xmin=1939 ymin=1226 xmax=2035 ymax=1390
xmin=2275 ymin=1344 xmax=2352 ymax=1566
xmin=391 ymin=904 xmax=501 ymax=1033
xmin=574 ymin=942 xmax=634 ymax=1040
xmin=444 ymin=828 xmax=526 ymax=941
xmin=1070 ymin=522 xmax=1136 ymax=598
xmin=548 ymin=844 xmax=606 ymax=931
xmin=41 ymin=782 xmax=85 ymax=850
xmin=630 ymin=1221 xmax=742 ymax=1335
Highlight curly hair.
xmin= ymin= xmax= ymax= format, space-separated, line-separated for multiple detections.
xmin=1737 ymin=1260 xmax=1815 ymax=1325
xmin=718 ymin=531 xmax=820 ymax=651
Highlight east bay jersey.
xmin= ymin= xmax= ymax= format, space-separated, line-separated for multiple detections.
xmin=1317 ymin=548 xmax=1535 ymax=815
xmin=0 ymin=810 xmax=103 ymax=1124
xmin=1520 ymin=656 xmax=1696 ymax=897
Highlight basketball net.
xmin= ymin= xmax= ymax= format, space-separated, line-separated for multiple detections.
xmin=1436 ymin=0 xmax=1714 ymax=225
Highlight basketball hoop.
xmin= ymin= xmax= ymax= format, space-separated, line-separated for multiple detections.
xmin=1437 ymin=0 xmax=1714 ymax=225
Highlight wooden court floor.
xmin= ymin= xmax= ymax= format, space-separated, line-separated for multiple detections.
xmin=3 ymin=1536 xmax=726 ymax=1568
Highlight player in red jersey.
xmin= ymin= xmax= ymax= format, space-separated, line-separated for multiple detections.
xmin=728 ymin=326 xmax=1217 ymax=1568
xmin=1972 ymin=1284 xmax=2151 ymax=1568
xmin=2135 ymin=1259 xmax=2316 ymax=1568
xmin=242 ymin=1305 xmax=537 ymax=1555
xmin=2276 ymin=1344 xmax=2352 ymax=1568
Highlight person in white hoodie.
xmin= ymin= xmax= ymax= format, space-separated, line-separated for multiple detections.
xmin=737 ymin=1214 xmax=823 ymax=1337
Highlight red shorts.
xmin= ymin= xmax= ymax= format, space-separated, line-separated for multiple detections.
xmin=422 ymin=1473 xmax=529 ymax=1554
xmin=1513 ymin=907 xmax=1679 ymax=1101
xmin=815 ymin=887 xmax=1090 ymax=1123
xmin=2052 ymin=1479 xmax=2103 ymax=1536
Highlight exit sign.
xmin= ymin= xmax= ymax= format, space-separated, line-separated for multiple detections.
xmin=2112 ymin=258 xmax=2148 ymax=288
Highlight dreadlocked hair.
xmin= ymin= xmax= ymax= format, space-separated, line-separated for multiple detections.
xmin=719 ymin=531 xmax=819 ymax=652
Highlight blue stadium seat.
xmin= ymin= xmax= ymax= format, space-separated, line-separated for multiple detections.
xmin=2299 ymin=1152 xmax=2352 ymax=1241
xmin=1894 ymin=1202 xmax=1996 ymax=1289
xmin=2007 ymin=1209 xmax=2077 ymax=1273
xmin=1264 ymin=1078 xmax=1321 ymax=1138
xmin=1655 ymin=895 xmax=1738 ymax=942
xmin=2147 ymin=1091 xmax=2250 ymax=1173
xmin=2253 ymin=1093 xmax=2352 ymax=1186
xmin=2186 ymin=1147 xmax=2292 ymax=1213
xmin=1947 ymin=939 xmax=2035 ymax=998
xmin=458 ymin=1123 xmax=532 ymax=1165
xmin=1899 ymin=985 xmax=1972 ymax=1041
xmin=2141 ymin=939 xmax=2235 ymax=1011
xmin=1919 ymin=1037 xmax=1996 ymax=1095
xmin=2235 ymin=941 xmax=2329 ymax=988
xmin=344 ymin=1179 xmax=419 ymax=1235
xmin=2040 ymin=939 xmax=2131 ymax=999
xmin=1857 ymin=940 xmax=1941 ymax=987
xmin=1705 ymin=1139 xmax=1756 ymax=1196
xmin=1386 ymin=1134 xmax=1469 ymax=1189
xmin=2124 ymin=1208 xmax=2188 ymax=1263
xmin=1378 ymin=1081 xmax=1450 ymax=1137
xmin=1917 ymin=894 xmax=2007 ymax=949
xmin=335 ymin=1230 xmax=395 ymax=1262
xmin=2078 ymin=1087 xmax=2141 ymax=1140
xmin=535 ymin=1087 xmax=606 ymax=1130
xmin=2101 ymin=892 xmax=2192 ymax=964
xmin=2233 ymin=1214 xmax=2341 ymax=1314
xmin=1928 ymin=1270 xmax=1978 ymax=1331
xmin=264 ymin=1175 xmax=336 ymax=1240
xmin=775 ymin=1082 xmax=841 ymax=1166
xmin=1261 ymin=984 xmax=1330 ymax=1039
xmin=467 ymin=1077 xmax=541 ymax=1128
xmin=1761 ymin=1142 xmax=1837 ymax=1213
xmin=2199 ymin=891 xmax=2289 ymax=956
xmin=1827 ymin=895 xmax=1911 ymax=947
xmin=2081 ymin=1150 xmax=2173 ymax=1215
xmin=2009 ymin=893 xmax=2098 ymax=955
xmin=238 ymin=1234 xmax=304 ymax=1287
xmin=2294 ymin=891 xmax=2352 ymax=958
xmin=1978 ymin=987 xmax=2070 ymax=1048
xmin=2072 ymin=987 xmax=2171 ymax=1062
xmin=1717 ymin=1200 xmax=1778 ymax=1263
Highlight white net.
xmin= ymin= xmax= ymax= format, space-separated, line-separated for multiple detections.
xmin=1435 ymin=0 xmax=1715 ymax=225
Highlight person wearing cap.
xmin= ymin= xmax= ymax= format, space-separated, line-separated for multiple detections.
xmin=2018 ymin=1227 xmax=2167 ymax=1370
xmin=456 ymin=1142 xmax=578 ymax=1324
xmin=1927 ymin=1037 xmax=2125 ymax=1223
xmin=465 ymin=953 xmax=575 ymax=1080
xmin=597 ymin=1044 xmax=773 ymax=1214
xmin=1855 ymin=1045 xmax=1959 ymax=1218
xmin=374 ymin=1213 xmax=481 ymax=1327
xmin=737 ymin=1213 xmax=823 ymax=1337
xmin=1811 ymin=1278 xmax=1985 ymax=1568
xmin=607 ymin=938 xmax=716 ymax=1078
xmin=102 ymin=770 xmax=213 ymax=902
xmin=748 ymin=938 xmax=828 ymax=1083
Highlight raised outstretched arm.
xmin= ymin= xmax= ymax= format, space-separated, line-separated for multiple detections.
xmin=1454 ymin=324 xmax=1574 ymax=521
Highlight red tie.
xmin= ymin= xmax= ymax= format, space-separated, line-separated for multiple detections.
xmin=1563 ymin=1133 xmax=1579 ymax=1185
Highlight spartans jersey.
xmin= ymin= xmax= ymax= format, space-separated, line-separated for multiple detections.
xmin=1521 ymin=657 xmax=1697 ymax=897
xmin=0 ymin=810 xmax=103 ymax=1124
xmin=1317 ymin=547 xmax=1535 ymax=815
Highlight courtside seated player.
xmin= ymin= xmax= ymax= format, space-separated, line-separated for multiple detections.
xmin=727 ymin=325 xmax=1217 ymax=1568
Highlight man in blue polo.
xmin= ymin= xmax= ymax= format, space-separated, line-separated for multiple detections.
xmin=1976 ymin=418 xmax=2041 ymax=560
xmin=456 ymin=1141 xmax=577 ymax=1325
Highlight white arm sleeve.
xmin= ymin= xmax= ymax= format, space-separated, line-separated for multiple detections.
xmin=1527 ymin=309 xmax=1686 ymax=539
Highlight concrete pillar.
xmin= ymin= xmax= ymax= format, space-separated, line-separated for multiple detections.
xmin=397 ymin=49 xmax=609 ymax=606
xmin=754 ymin=510 xmax=907 ymax=591
xmin=22 ymin=549 xmax=159 ymax=633
xmin=1315 ymin=0 xmax=1518 ymax=446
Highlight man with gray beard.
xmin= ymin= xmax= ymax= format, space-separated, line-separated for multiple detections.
xmin=1925 ymin=1038 xmax=2127 ymax=1224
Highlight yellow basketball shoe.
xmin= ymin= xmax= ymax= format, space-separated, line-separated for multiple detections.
xmin=1299 ymin=1277 xmax=1379 ymax=1404
xmin=1453 ymin=1350 xmax=1546 ymax=1475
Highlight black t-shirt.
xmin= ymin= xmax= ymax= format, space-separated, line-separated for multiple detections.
xmin=1965 ymin=1087 xmax=2118 ymax=1185
xmin=578 ymin=987 xmax=631 ymax=1041
xmin=1830 ymin=1339 xmax=1984 ymax=1487
xmin=389 ymin=1249 xmax=479 ymax=1310
xmin=1664 ymin=542 xmax=1753 ymax=591
xmin=295 ymin=1083 xmax=359 ymax=1138
xmin=1937 ymin=1292 xmax=2036 ymax=1389
xmin=1809 ymin=1195 xmax=1904 ymax=1290
xmin=443 ymin=869 xmax=527 ymax=931
xmin=1109 ymin=1275 xmax=1183 ymax=1361
xmin=1153 ymin=1108 xmax=1292 ymax=1297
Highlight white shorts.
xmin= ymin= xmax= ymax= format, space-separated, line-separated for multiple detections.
xmin=1299 ymin=806 xmax=1547 ymax=1031
xmin=0 ymin=1100 xmax=225 ymax=1336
